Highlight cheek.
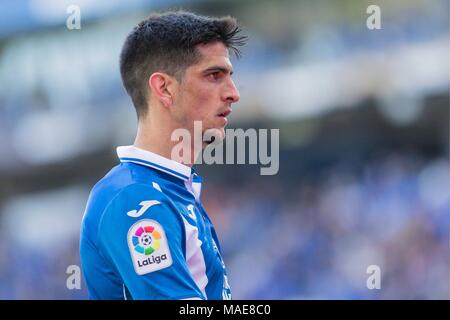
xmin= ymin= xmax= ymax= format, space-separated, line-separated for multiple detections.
xmin=178 ymin=77 xmax=222 ymax=123
xmin=187 ymin=88 xmax=216 ymax=117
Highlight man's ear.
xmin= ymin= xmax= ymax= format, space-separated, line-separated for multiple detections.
xmin=148 ymin=72 xmax=176 ymax=108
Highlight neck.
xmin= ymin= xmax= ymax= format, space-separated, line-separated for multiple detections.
xmin=134 ymin=115 xmax=201 ymax=167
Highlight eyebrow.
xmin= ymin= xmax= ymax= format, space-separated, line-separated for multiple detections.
xmin=202 ymin=66 xmax=234 ymax=75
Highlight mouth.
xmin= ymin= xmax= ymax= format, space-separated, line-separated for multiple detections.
xmin=217 ymin=108 xmax=232 ymax=118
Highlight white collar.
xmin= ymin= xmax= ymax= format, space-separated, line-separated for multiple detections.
xmin=117 ymin=145 xmax=192 ymax=181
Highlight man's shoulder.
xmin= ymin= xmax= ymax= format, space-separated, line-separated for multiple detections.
xmin=91 ymin=162 xmax=164 ymax=199
xmin=83 ymin=163 xmax=171 ymax=224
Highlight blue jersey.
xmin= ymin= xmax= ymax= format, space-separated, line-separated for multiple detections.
xmin=80 ymin=145 xmax=232 ymax=300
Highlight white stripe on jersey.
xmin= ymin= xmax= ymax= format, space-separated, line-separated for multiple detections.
xmin=182 ymin=216 xmax=208 ymax=299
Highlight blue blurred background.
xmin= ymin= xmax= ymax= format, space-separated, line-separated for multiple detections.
xmin=0 ymin=0 xmax=448 ymax=299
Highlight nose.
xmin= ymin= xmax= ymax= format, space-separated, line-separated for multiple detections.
xmin=223 ymin=79 xmax=240 ymax=103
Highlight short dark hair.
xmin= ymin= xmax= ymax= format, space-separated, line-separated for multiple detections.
xmin=119 ymin=11 xmax=246 ymax=118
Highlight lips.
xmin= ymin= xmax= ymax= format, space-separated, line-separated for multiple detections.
xmin=217 ymin=108 xmax=232 ymax=117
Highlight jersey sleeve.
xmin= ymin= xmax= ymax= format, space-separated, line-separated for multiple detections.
xmin=97 ymin=183 xmax=204 ymax=300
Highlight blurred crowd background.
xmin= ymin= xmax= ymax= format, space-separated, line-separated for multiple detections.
xmin=0 ymin=0 xmax=448 ymax=299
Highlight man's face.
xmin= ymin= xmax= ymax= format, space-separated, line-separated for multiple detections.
xmin=171 ymin=42 xmax=240 ymax=143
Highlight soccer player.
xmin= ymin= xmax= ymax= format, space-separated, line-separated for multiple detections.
xmin=80 ymin=11 xmax=245 ymax=300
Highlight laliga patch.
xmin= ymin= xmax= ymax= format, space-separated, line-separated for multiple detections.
xmin=127 ymin=219 xmax=172 ymax=275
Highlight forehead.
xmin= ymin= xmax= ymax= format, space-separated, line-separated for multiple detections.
xmin=191 ymin=42 xmax=232 ymax=71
